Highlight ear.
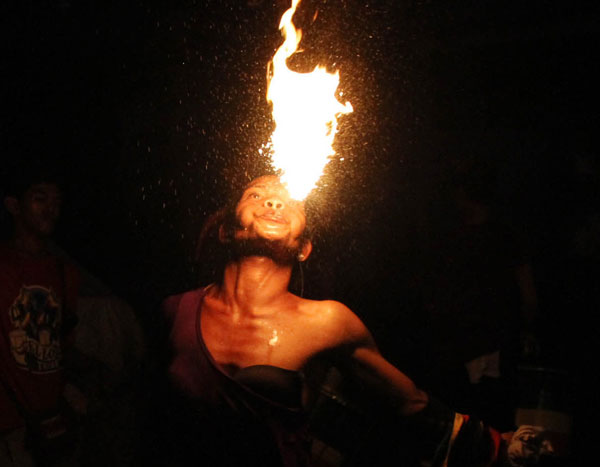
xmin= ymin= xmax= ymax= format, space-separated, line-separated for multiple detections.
xmin=218 ymin=224 xmax=230 ymax=244
xmin=3 ymin=196 xmax=19 ymax=217
xmin=298 ymin=239 xmax=312 ymax=262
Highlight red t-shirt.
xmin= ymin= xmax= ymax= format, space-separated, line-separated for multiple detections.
xmin=0 ymin=244 xmax=79 ymax=432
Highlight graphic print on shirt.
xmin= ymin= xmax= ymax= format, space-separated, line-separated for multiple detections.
xmin=8 ymin=285 xmax=62 ymax=373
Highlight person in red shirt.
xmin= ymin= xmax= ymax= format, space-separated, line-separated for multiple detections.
xmin=0 ymin=165 xmax=81 ymax=466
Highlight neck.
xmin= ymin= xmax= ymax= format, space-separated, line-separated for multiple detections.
xmin=218 ymin=255 xmax=293 ymax=316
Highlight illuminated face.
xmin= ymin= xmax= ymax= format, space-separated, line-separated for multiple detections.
xmin=234 ymin=176 xmax=307 ymax=250
xmin=16 ymin=183 xmax=62 ymax=237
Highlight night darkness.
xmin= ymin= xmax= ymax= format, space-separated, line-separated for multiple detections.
xmin=2 ymin=0 xmax=599 ymax=462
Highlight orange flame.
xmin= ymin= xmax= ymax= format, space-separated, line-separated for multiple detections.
xmin=264 ymin=0 xmax=353 ymax=200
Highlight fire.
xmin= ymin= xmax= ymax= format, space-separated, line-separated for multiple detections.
xmin=264 ymin=0 xmax=353 ymax=200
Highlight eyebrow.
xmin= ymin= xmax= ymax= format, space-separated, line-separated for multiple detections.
xmin=30 ymin=188 xmax=61 ymax=197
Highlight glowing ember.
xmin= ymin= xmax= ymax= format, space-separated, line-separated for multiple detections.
xmin=264 ymin=0 xmax=353 ymax=200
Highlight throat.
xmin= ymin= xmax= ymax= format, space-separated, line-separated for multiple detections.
xmin=11 ymin=236 xmax=49 ymax=258
xmin=222 ymin=261 xmax=292 ymax=310
xmin=234 ymin=237 xmax=298 ymax=265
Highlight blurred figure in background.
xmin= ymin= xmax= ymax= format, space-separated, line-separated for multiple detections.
xmin=1 ymin=158 xmax=146 ymax=466
xmin=0 ymin=162 xmax=85 ymax=466
xmin=46 ymin=241 xmax=146 ymax=467
xmin=421 ymin=166 xmax=539 ymax=432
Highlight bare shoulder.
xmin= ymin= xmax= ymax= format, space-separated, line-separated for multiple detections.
xmin=297 ymin=297 xmax=374 ymax=349
xmin=161 ymin=287 xmax=206 ymax=324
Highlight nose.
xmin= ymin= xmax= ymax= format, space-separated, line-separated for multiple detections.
xmin=46 ymin=200 xmax=61 ymax=217
xmin=264 ymin=198 xmax=284 ymax=210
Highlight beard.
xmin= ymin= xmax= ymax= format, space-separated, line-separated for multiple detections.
xmin=231 ymin=236 xmax=301 ymax=265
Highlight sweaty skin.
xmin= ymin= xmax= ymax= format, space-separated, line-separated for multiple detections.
xmin=201 ymin=175 xmax=428 ymax=415
xmin=165 ymin=176 xmax=515 ymax=466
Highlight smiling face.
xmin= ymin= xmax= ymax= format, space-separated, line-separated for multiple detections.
xmin=235 ymin=175 xmax=306 ymax=246
xmin=5 ymin=183 xmax=62 ymax=238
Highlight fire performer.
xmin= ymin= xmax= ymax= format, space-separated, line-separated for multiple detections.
xmin=160 ymin=174 xmax=545 ymax=466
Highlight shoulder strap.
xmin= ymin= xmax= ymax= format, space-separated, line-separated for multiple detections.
xmin=179 ymin=288 xmax=206 ymax=316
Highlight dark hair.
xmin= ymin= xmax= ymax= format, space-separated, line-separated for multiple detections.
xmin=1 ymin=159 xmax=64 ymax=200
xmin=193 ymin=182 xmax=258 ymax=284
xmin=193 ymin=176 xmax=315 ymax=285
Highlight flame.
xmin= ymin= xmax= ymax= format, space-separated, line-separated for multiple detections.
xmin=264 ymin=0 xmax=353 ymax=200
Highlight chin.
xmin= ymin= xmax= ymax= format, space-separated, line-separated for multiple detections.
xmin=37 ymin=225 xmax=57 ymax=236
xmin=260 ymin=231 xmax=289 ymax=242
xmin=234 ymin=238 xmax=298 ymax=265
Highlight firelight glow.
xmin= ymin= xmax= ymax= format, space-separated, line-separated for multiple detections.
xmin=264 ymin=0 xmax=353 ymax=200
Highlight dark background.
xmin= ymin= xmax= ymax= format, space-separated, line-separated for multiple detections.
xmin=2 ymin=0 xmax=598 ymax=461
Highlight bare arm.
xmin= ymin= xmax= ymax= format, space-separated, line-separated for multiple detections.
xmin=327 ymin=302 xmax=428 ymax=415
xmin=350 ymin=344 xmax=429 ymax=415
xmin=326 ymin=301 xmax=508 ymax=466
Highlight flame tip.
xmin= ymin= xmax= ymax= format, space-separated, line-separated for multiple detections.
xmin=263 ymin=0 xmax=353 ymax=201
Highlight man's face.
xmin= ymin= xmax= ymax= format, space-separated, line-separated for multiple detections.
xmin=234 ymin=176 xmax=307 ymax=252
xmin=15 ymin=183 xmax=62 ymax=237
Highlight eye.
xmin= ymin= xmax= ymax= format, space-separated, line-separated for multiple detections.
xmin=245 ymin=191 xmax=261 ymax=200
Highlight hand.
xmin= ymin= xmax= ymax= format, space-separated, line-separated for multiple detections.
xmin=501 ymin=431 xmax=514 ymax=444
xmin=506 ymin=425 xmax=554 ymax=466
xmin=520 ymin=332 xmax=541 ymax=361
xmin=63 ymin=382 xmax=88 ymax=415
